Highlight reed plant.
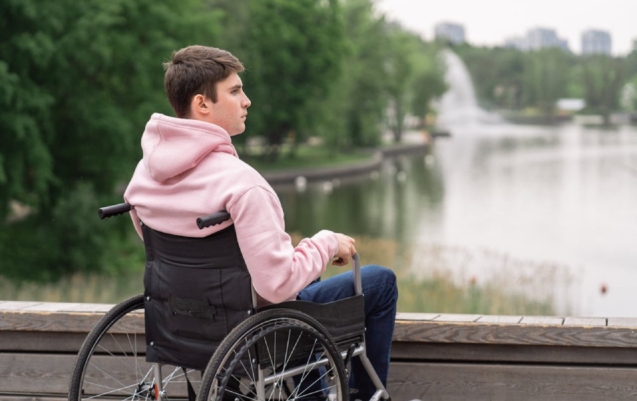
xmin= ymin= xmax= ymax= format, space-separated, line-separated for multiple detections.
xmin=321 ymin=236 xmax=574 ymax=315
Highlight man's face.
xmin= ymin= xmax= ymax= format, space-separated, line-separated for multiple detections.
xmin=206 ymin=72 xmax=251 ymax=135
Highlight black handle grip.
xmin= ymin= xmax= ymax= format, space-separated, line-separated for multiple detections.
xmin=197 ymin=211 xmax=231 ymax=229
xmin=98 ymin=203 xmax=132 ymax=219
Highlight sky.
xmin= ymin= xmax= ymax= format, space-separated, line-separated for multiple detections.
xmin=376 ymin=0 xmax=637 ymax=55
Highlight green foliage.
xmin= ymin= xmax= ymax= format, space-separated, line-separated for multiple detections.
xmin=223 ymin=0 xmax=347 ymax=159
xmin=384 ymin=30 xmax=447 ymax=142
xmin=0 ymin=0 xmax=446 ymax=280
xmin=455 ymin=44 xmax=631 ymax=122
xmin=0 ymin=0 xmax=220 ymax=278
xmin=384 ymin=27 xmax=417 ymax=142
xmin=580 ymin=55 xmax=627 ymax=123
xmin=410 ymin=51 xmax=447 ymax=124
xmin=318 ymin=0 xmax=392 ymax=149
xmin=522 ymin=48 xmax=570 ymax=116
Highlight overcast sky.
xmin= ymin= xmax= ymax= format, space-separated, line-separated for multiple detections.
xmin=376 ymin=0 xmax=637 ymax=55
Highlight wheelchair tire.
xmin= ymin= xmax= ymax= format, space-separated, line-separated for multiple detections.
xmin=68 ymin=294 xmax=200 ymax=400
xmin=198 ymin=308 xmax=348 ymax=401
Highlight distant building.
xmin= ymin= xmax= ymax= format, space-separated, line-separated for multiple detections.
xmin=581 ymin=29 xmax=611 ymax=55
xmin=504 ymin=36 xmax=528 ymax=51
xmin=503 ymin=28 xmax=569 ymax=52
xmin=434 ymin=22 xmax=466 ymax=45
xmin=527 ymin=28 xmax=569 ymax=51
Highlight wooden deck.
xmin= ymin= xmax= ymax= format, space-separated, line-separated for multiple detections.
xmin=2 ymin=301 xmax=637 ymax=400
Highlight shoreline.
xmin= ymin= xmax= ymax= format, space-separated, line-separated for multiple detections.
xmin=261 ymin=142 xmax=429 ymax=185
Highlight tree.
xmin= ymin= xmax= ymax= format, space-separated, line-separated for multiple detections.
xmin=410 ymin=44 xmax=447 ymax=127
xmin=320 ymin=0 xmax=391 ymax=149
xmin=580 ymin=55 xmax=626 ymax=125
xmin=522 ymin=48 xmax=569 ymax=118
xmin=384 ymin=26 xmax=416 ymax=143
xmin=231 ymin=0 xmax=346 ymax=160
xmin=0 ymin=0 xmax=220 ymax=279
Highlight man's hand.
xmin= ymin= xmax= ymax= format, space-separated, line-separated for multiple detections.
xmin=332 ymin=233 xmax=356 ymax=266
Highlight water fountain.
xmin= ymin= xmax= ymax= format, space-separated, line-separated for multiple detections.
xmin=435 ymin=49 xmax=502 ymax=131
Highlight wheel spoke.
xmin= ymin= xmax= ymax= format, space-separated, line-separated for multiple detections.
xmin=70 ymin=297 xmax=165 ymax=401
xmin=199 ymin=311 xmax=347 ymax=401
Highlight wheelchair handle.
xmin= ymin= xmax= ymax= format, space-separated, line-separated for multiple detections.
xmin=353 ymin=253 xmax=362 ymax=295
xmin=197 ymin=211 xmax=231 ymax=229
xmin=98 ymin=203 xmax=131 ymax=219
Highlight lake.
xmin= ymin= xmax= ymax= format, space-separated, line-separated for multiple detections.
xmin=277 ymin=122 xmax=637 ymax=317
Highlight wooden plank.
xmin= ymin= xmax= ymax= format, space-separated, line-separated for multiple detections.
xmin=0 ymin=331 xmax=146 ymax=353
xmin=392 ymin=320 xmax=637 ymax=348
xmin=59 ymin=303 xmax=114 ymax=312
xmin=477 ymin=315 xmax=522 ymax=324
xmin=6 ymin=352 xmax=637 ymax=399
xmin=18 ymin=303 xmax=83 ymax=312
xmin=387 ymin=362 xmax=637 ymax=401
xmin=0 ymin=353 xmax=74 ymax=394
xmin=396 ymin=312 xmax=439 ymax=321
xmin=0 ymin=301 xmax=114 ymax=313
xmin=0 ymin=302 xmax=43 ymax=311
xmin=0 ymin=353 xmax=196 ymax=396
xmin=0 ymin=310 xmax=144 ymax=333
xmin=391 ymin=342 xmax=637 ymax=365
xmin=608 ymin=317 xmax=637 ymax=328
xmin=433 ymin=314 xmax=481 ymax=322
xmin=520 ymin=316 xmax=564 ymax=325
xmin=0 ymin=332 xmax=87 ymax=352
xmin=564 ymin=317 xmax=607 ymax=326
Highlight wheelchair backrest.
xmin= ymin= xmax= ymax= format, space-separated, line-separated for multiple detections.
xmin=141 ymin=223 xmax=253 ymax=370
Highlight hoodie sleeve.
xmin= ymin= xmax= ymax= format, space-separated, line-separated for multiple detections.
xmin=227 ymin=185 xmax=339 ymax=304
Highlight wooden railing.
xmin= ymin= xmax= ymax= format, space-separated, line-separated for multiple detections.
xmin=2 ymin=301 xmax=637 ymax=400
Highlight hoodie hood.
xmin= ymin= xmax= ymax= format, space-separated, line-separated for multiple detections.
xmin=140 ymin=113 xmax=238 ymax=182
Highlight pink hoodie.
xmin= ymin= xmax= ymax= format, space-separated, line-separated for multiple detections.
xmin=124 ymin=113 xmax=339 ymax=304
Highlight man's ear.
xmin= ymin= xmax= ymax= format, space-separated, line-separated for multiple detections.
xmin=190 ymin=94 xmax=210 ymax=117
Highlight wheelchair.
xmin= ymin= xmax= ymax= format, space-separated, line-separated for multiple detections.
xmin=68 ymin=203 xmax=390 ymax=401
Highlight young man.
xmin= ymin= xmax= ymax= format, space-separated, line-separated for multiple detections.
xmin=124 ymin=45 xmax=398 ymax=401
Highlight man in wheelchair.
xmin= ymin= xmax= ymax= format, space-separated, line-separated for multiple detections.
xmin=123 ymin=45 xmax=398 ymax=401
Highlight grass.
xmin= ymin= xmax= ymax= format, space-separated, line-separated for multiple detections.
xmin=0 ymin=268 xmax=144 ymax=304
xmin=0 ymin=234 xmax=572 ymax=316
xmin=315 ymin=235 xmax=566 ymax=316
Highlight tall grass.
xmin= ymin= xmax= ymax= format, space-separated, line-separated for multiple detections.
xmin=0 ymin=268 xmax=144 ymax=304
xmin=0 ymin=235 xmax=575 ymax=315
xmin=305 ymin=235 xmax=572 ymax=315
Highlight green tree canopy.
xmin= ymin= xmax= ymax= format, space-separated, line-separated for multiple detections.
xmin=522 ymin=48 xmax=570 ymax=117
xmin=229 ymin=0 xmax=347 ymax=159
xmin=0 ymin=0 xmax=220 ymax=279
xmin=1 ymin=0 xmax=448 ymax=279
xmin=580 ymin=55 xmax=626 ymax=124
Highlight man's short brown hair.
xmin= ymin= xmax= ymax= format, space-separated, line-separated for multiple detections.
xmin=163 ymin=45 xmax=245 ymax=118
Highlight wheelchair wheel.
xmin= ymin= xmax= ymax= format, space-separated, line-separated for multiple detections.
xmin=198 ymin=308 xmax=348 ymax=401
xmin=68 ymin=294 xmax=200 ymax=400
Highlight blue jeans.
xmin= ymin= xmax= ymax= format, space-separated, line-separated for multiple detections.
xmin=297 ymin=265 xmax=398 ymax=401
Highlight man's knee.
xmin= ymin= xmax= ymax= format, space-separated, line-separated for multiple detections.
xmin=361 ymin=265 xmax=398 ymax=297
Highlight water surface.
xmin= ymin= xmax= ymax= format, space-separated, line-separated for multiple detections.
xmin=277 ymin=123 xmax=637 ymax=317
